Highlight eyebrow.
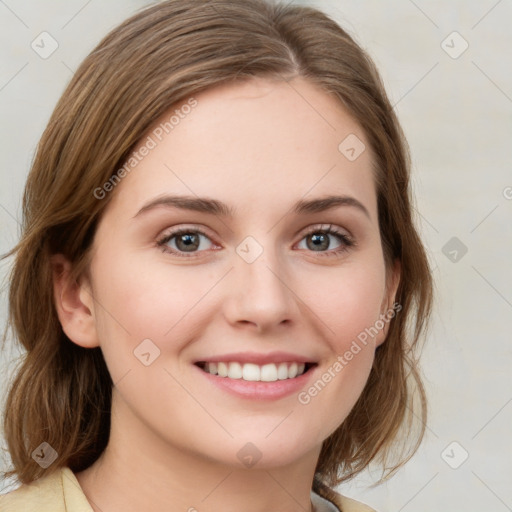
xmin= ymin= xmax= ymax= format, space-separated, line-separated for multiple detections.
xmin=133 ymin=194 xmax=370 ymax=219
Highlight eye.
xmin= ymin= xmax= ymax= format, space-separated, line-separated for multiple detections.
xmin=157 ymin=227 xmax=217 ymax=257
xmin=156 ymin=224 xmax=354 ymax=258
xmin=296 ymin=224 xmax=354 ymax=256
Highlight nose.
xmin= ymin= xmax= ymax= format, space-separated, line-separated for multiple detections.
xmin=222 ymin=246 xmax=298 ymax=333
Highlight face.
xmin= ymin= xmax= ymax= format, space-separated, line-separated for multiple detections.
xmin=69 ymin=77 xmax=398 ymax=470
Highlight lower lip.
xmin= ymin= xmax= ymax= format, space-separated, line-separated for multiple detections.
xmin=194 ymin=365 xmax=316 ymax=401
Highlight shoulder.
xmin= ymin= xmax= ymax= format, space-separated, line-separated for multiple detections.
xmin=314 ymin=478 xmax=377 ymax=512
xmin=0 ymin=466 xmax=92 ymax=512
xmin=0 ymin=468 xmax=65 ymax=512
xmin=335 ymin=493 xmax=377 ymax=512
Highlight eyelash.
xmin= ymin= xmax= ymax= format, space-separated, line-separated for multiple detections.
xmin=156 ymin=224 xmax=355 ymax=258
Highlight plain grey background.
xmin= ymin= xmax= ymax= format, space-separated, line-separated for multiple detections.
xmin=1 ymin=1 xmax=511 ymax=510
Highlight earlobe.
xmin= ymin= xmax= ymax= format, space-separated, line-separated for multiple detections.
xmin=375 ymin=259 xmax=401 ymax=347
xmin=50 ymin=254 xmax=100 ymax=348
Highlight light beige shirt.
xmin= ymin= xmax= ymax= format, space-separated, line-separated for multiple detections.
xmin=0 ymin=466 xmax=376 ymax=511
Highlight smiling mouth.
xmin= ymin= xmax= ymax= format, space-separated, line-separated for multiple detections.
xmin=195 ymin=361 xmax=316 ymax=382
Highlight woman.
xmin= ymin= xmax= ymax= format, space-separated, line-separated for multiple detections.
xmin=0 ymin=0 xmax=432 ymax=510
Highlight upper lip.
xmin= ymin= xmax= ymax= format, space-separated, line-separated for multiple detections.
xmin=195 ymin=351 xmax=317 ymax=365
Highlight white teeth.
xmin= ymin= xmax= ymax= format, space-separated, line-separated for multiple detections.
xmin=260 ymin=363 xmax=278 ymax=382
xmin=242 ymin=363 xmax=260 ymax=381
xmin=227 ymin=362 xmax=242 ymax=379
xmin=202 ymin=361 xmax=308 ymax=381
xmin=217 ymin=362 xmax=228 ymax=377
xmin=277 ymin=362 xmax=288 ymax=380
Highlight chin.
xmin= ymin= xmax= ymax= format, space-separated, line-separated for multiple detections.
xmin=205 ymin=433 xmax=321 ymax=471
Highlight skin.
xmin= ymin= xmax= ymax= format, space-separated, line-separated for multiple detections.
xmin=52 ymin=76 xmax=399 ymax=512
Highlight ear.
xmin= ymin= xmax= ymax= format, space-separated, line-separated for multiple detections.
xmin=375 ymin=258 xmax=401 ymax=347
xmin=50 ymin=254 xmax=100 ymax=348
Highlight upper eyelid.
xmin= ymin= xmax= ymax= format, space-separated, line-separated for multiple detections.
xmin=158 ymin=223 xmax=352 ymax=248
xmin=159 ymin=224 xmax=215 ymax=239
xmin=298 ymin=223 xmax=350 ymax=236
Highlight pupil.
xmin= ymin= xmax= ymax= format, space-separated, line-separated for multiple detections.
xmin=308 ymin=233 xmax=328 ymax=251
xmin=177 ymin=233 xmax=199 ymax=251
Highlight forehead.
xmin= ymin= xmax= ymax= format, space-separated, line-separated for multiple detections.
xmin=104 ymin=76 xmax=376 ymax=222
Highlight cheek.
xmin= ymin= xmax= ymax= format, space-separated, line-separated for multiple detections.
xmin=296 ymin=257 xmax=387 ymax=352
xmin=88 ymin=255 xmax=218 ymax=426
xmin=90 ymin=252 xmax=216 ymax=369
xmin=296 ymin=278 xmax=384 ymax=441
xmin=292 ymin=254 xmax=386 ymax=421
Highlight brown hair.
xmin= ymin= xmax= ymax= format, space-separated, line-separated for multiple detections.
xmin=1 ymin=0 xmax=432 ymax=489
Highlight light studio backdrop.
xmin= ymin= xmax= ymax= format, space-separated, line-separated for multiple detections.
xmin=1 ymin=1 xmax=511 ymax=511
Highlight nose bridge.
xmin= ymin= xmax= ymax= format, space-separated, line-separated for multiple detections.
xmin=225 ymin=235 xmax=296 ymax=329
